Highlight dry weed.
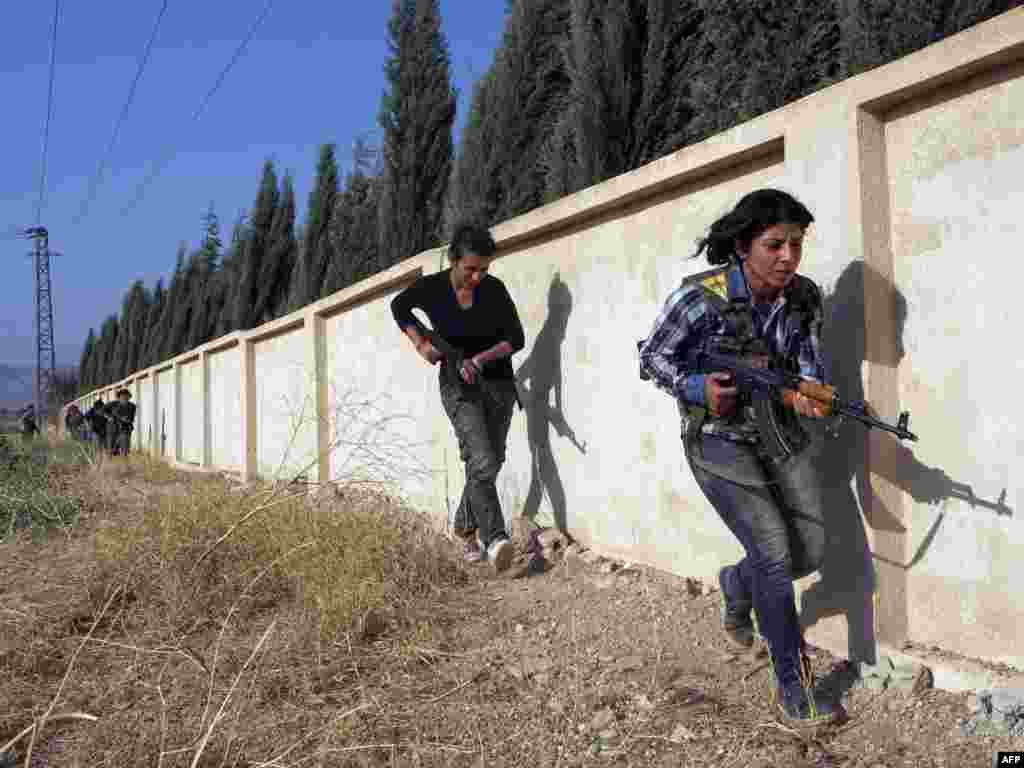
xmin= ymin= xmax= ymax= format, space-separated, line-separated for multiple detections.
xmin=1 ymin=445 xmax=469 ymax=767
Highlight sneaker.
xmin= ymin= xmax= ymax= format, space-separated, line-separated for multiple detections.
xmin=487 ymin=537 xmax=514 ymax=573
xmin=776 ymin=681 xmax=842 ymax=727
xmin=462 ymin=539 xmax=484 ymax=563
xmin=718 ymin=566 xmax=755 ymax=649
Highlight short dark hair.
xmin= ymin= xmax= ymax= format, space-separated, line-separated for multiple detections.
xmin=694 ymin=189 xmax=814 ymax=265
xmin=117 ymin=388 xmax=132 ymax=398
xmin=449 ymin=222 xmax=496 ymax=262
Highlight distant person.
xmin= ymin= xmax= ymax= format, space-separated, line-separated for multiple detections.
xmin=390 ymin=222 xmax=526 ymax=572
xmin=108 ymin=388 xmax=137 ymax=456
xmin=85 ymin=398 xmax=109 ymax=451
xmin=20 ymin=404 xmax=38 ymax=441
xmin=65 ymin=404 xmax=85 ymax=440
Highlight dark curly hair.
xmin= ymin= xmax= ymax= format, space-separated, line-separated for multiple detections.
xmin=694 ymin=189 xmax=814 ymax=265
xmin=448 ymin=221 xmax=497 ymax=262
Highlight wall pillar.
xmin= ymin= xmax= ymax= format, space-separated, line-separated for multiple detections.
xmin=173 ymin=363 xmax=182 ymax=462
xmin=305 ymin=310 xmax=330 ymax=490
xmin=200 ymin=351 xmax=212 ymax=468
xmin=851 ymin=106 xmax=909 ymax=648
xmin=152 ymin=375 xmax=160 ymax=457
xmin=240 ymin=338 xmax=258 ymax=482
xmin=134 ymin=378 xmax=141 ymax=452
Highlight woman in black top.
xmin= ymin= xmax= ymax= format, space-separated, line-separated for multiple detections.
xmin=391 ymin=223 xmax=525 ymax=571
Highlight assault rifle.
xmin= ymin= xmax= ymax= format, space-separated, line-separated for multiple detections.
xmin=419 ymin=327 xmax=505 ymax=405
xmin=691 ymin=339 xmax=918 ymax=448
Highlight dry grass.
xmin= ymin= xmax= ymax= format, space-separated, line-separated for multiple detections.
xmin=93 ymin=469 xmax=462 ymax=642
xmin=0 ymin=448 xmax=469 ymax=767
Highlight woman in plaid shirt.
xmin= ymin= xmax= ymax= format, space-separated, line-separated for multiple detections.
xmin=640 ymin=189 xmax=839 ymax=727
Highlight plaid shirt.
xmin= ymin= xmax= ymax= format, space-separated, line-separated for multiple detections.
xmin=639 ymin=263 xmax=826 ymax=442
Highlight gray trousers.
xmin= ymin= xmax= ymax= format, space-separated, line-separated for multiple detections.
xmin=112 ymin=428 xmax=132 ymax=456
xmin=440 ymin=372 xmax=517 ymax=548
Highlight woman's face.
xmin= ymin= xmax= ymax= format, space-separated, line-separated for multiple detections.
xmin=452 ymin=250 xmax=491 ymax=291
xmin=737 ymin=222 xmax=806 ymax=295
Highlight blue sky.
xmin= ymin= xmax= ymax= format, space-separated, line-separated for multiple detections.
xmin=0 ymin=0 xmax=507 ymax=367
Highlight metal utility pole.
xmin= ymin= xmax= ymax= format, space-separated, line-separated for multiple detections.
xmin=21 ymin=226 xmax=56 ymax=427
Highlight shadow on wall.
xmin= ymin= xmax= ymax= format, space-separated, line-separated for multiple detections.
xmin=800 ymin=260 xmax=1012 ymax=665
xmin=514 ymin=274 xmax=587 ymax=535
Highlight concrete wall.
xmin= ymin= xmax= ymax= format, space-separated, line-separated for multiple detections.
xmin=884 ymin=59 xmax=1024 ymax=661
xmin=253 ymin=323 xmax=317 ymax=480
xmin=179 ymin=358 xmax=202 ymax=465
xmin=69 ymin=9 xmax=1024 ymax=672
xmin=154 ymin=368 xmax=174 ymax=460
xmin=208 ymin=343 xmax=243 ymax=471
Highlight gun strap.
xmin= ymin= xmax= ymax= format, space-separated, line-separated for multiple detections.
xmin=684 ymin=406 xmax=707 ymax=462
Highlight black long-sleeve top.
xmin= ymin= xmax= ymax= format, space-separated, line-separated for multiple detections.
xmin=390 ymin=268 xmax=526 ymax=381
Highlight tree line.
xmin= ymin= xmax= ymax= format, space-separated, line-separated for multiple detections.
xmin=78 ymin=0 xmax=1016 ymax=394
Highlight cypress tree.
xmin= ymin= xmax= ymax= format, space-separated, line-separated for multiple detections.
xmin=79 ymin=328 xmax=96 ymax=392
xmin=839 ymin=0 xmax=1019 ymax=76
xmin=155 ymin=244 xmax=188 ymax=361
xmin=188 ymin=205 xmax=225 ymax=348
xmin=168 ymin=253 xmax=201 ymax=355
xmin=324 ymin=172 xmax=380 ymax=295
xmin=114 ymin=280 xmax=150 ymax=377
xmin=378 ymin=0 xmax=456 ymax=268
xmin=217 ymin=212 xmax=248 ymax=336
xmin=97 ymin=315 xmax=120 ymax=386
xmin=235 ymin=161 xmax=279 ymax=329
xmin=258 ymin=172 xmax=297 ymax=320
xmin=448 ymin=67 xmax=501 ymax=228
xmin=141 ymin=279 xmax=165 ymax=368
xmin=289 ymin=145 xmax=339 ymax=309
xmin=109 ymin=289 xmax=131 ymax=381
xmin=450 ymin=0 xmax=574 ymax=227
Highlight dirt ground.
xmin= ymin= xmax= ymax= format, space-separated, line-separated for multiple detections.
xmin=1 ymin=464 xmax=1021 ymax=768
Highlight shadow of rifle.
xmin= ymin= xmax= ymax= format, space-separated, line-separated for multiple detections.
xmin=544 ymin=403 xmax=587 ymax=454
xmin=948 ymin=482 xmax=1012 ymax=517
xmin=872 ymin=479 xmax=1011 ymax=570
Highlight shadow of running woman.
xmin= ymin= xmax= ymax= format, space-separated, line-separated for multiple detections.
xmin=514 ymin=274 xmax=587 ymax=538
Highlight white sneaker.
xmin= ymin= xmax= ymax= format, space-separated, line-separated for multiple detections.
xmin=487 ymin=537 xmax=513 ymax=573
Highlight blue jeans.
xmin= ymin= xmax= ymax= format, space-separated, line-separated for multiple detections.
xmin=687 ymin=435 xmax=826 ymax=688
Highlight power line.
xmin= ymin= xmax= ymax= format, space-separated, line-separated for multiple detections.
xmin=120 ymin=0 xmax=276 ymax=218
xmin=35 ymin=0 xmax=61 ymax=226
xmin=72 ymin=0 xmax=170 ymax=228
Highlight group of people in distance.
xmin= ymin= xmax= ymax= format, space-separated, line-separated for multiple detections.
xmin=391 ymin=188 xmax=847 ymax=727
xmin=65 ymin=388 xmax=137 ymax=456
